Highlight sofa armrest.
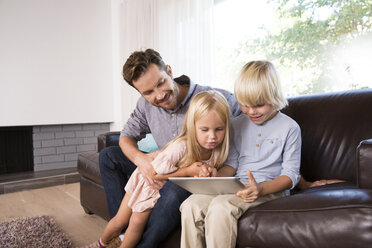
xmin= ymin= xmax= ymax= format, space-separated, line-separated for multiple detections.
xmin=97 ymin=132 xmax=120 ymax=152
xmin=357 ymin=139 xmax=372 ymax=189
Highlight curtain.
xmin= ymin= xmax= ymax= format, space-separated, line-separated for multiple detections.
xmin=120 ymin=0 xmax=215 ymax=86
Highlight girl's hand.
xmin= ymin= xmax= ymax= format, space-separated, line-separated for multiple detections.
xmin=186 ymin=162 xmax=204 ymax=177
xmin=198 ymin=164 xmax=213 ymax=177
xmin=208 ymin=167 xmax=218 ymax=177
xmin=236 ymin=170 xmax=262 ymax=202
xmin=197 ymin=165 xmax=217 ymax=177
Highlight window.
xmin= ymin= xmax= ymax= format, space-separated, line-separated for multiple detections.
xmin=214 ymin=0 xmax=372 ymax=96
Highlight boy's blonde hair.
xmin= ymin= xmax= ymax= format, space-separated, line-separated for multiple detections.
xmin=165 ymin=90 xmax=230 ymax=169
xmin=234 ymin=60 xmax=287 ymax=110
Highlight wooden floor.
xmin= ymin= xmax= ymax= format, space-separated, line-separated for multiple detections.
xmin=0 ymin=183 xmax=107 ymax=247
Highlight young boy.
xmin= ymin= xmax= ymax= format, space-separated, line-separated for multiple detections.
xmin=180 ymin=61 xmax=302 ymax=248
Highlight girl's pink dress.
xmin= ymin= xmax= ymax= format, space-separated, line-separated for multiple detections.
xmin=124 ymin=140 xmax=219 ymax=212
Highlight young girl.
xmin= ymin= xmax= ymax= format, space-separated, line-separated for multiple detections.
xmin=84 ymin=90 xmax=231 ymax=248
xmin=180 ymin=61 xmax=302 ymax=248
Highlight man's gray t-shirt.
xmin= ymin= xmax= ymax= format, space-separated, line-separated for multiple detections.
xmin=120 ymin=75 xmax=241 ymax=149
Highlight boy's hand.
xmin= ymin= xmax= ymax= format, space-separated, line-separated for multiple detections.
xmin=236 ymin=170 xmax=262 ymax=202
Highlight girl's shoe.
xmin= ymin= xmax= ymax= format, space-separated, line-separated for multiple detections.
xmin=81 ymin=240 xmax=103 ymax=248
xmin=81 ymin=237 xmax=121 ymax=248
xmin=106 ymin=237 xmax=122 ymax=248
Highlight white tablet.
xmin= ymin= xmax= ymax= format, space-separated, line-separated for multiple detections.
xmin=169 ymin=177 xmax=245 ymax=195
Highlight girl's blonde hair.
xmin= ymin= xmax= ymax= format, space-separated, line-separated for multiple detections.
xmin=234 ymin=60 xmax=287 ymax=110
xmin=165 ymin=90 xmax=230 ymax=169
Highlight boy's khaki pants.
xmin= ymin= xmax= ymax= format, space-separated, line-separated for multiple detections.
xmin=180 ymin=192 xmax=284 ymax=248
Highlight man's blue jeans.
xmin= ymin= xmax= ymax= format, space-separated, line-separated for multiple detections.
xmin=99 ymin=146 xmax=191 ymax=248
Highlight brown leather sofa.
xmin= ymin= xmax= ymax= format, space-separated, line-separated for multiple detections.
xmin=77 ymin=89 xmax=372 ymax=247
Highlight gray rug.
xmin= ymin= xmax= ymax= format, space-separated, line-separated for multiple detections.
xmin=0 ymin=215 xmax=73 ymax=248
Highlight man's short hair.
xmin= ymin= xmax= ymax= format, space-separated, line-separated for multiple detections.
xmin=122 ymin=49 xmax=167 ymax=87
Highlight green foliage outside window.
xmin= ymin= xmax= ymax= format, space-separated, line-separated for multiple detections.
xmin=215 ymin=0 xmax=372 ymax=96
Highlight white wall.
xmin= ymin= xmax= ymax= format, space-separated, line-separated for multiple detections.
xmin=0 ymin=0 xmax=114 ymax=126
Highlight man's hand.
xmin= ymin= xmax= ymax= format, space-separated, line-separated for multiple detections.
xmin=308 ymin=179 xmax=345 ymax=188
xmin=236 ymin=170 xmax=262 ymax=202
xmin=135 ymin=152 xmax=163 ymax=190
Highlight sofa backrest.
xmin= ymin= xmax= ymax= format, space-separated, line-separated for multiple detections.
xmin=282 ymin=89 xmax=372 ymax=184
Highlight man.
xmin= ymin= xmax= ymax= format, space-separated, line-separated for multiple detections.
xmin=99 ymin=48 xmax=241 ymax=247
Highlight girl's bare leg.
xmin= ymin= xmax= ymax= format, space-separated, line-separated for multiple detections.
xmin=119 ymin=210 xmax=152 ymax=248
xmin=100 ymin=193 xmax=133 ymax=245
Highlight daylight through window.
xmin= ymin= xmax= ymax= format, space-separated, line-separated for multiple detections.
xmin=214 ymin=0 xmax=372 ymax=96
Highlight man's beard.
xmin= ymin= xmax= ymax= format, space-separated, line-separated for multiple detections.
xmin=172 ymin=83 xmax=179 ymax=109
xmin=154 ymin=80 xmax=179 ymax=110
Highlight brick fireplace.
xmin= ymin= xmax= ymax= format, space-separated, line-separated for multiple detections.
xmin=32 ymin=123 xmax=110 ymax=171
xmin=0 ymin=123 xmax=110 ymax=194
